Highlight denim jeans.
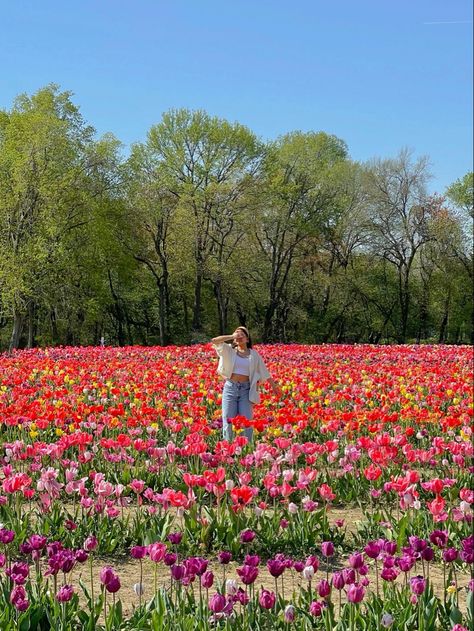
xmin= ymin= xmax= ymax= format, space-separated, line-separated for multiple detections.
xmin=222 ymin=380 xmax=253 ymax=442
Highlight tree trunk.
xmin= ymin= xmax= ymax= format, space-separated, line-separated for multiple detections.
xmin=50 ymin=309 xmax=59 ymax=345
xmin=397 ymin=268 xmax=410 ymax=343
xmin=27 ymin=302 xmax=35 ymax=349
xmin=262 ymin=300 xmax=278 ymax=342
xmin=158 ymin=280 xmax=171 ymax=346
xmin=9 ymin=311 xmax=24 ymax=351
xmin=107 ymin=270 xmax=125 ymax=346
xmin=213 ymin=279 xmax=228 ymax=334
xmin=182 ymin=294 xmax=189 ymax=335
xmin=438 ymin=293 xmax=450 ymax=343
xmin=192 ymin=269 xmax=203 ymax=331
xmin=236 ymin=302 xmax=247 ymax=328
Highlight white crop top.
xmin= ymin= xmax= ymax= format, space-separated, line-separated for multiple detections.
xmin=233 ymin=353 xmax=250 ymax=376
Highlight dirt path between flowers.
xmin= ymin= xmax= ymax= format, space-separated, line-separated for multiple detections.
xmin=64 ymin=507 xmax=471 ymax=619
xmin=69 ymin=555 xmax=471 ymax=619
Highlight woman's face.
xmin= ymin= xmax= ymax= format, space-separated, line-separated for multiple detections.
xmin=233 ymin=329 xmax=248 ymax=345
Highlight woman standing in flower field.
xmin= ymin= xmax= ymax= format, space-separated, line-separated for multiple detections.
xmin=211 ymin=326 xmax=281 ymax=441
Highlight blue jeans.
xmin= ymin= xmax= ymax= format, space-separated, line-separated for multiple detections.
xmin=222 ymin=380 xmax=253 ymax=442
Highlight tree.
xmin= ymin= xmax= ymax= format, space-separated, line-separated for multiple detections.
xmin=444 ymin=172 xmax=473 ymax=281
xmin=0 ymin=85 xmax=121 ymax=349
xmin=122 ymin=142 xmax=179 ymax=345
xmin=365 ymin=149 xmax=436 ymax=343
xmin=145 ymin=109 xmax=262 ymax=334
xmin=254 ymin=131 xmax=348 ymax=341
xmin=446 ymin=172 xmax=474 ymax=217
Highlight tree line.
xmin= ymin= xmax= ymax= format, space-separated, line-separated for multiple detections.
xmin=0 ymin=85 xmax=472 ymax=350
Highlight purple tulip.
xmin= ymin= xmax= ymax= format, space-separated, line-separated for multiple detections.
xmin=75 ymin=549 xmax=88 ymax=563
xmin=6 ymin=562 xmax=29 ymax=585
xmin=383 ymin=540 xmax=398 ymax=555
xmin=217 ymin=551 xmax=232 ymax=565
xmin=233 ymin=588 xmax=249 ymax=605
xmin=321 ymin=541 xmax=335 ymax=557
xmin=84 ymin=536 xmax=98 ymax=552
xmin=383 ymin=555 xmax=396 ymax=569
xmin=364 ymin=541 xmax=382 ymax=559
xmin=195 ymin=557 xmax=209 ymax=576
xmin=0 ymin=529 xmax=15 ymax=544
xmin=19 ymin=543 xmax=32 ymax=555
xmin=309 ymin=600 xmax=324 ymax=616
xmin=460 ymin=536 xmax=474 ymax=564
xmin=267 ymin=559 xmax=285 ymax=578
xmin=56 ymin=584 xmax=74 ymax=603
xmin=201 ymin=571 xmax=214 ymax=588
xmin=429 ymin=530 xmax=448 ymax=548
xmin=236 ymin=564 xmax=259 ymax=585
xmin=240 ymin=529 xmax=256 ymax=543
xmin=443 ymin=548 xmax=458 ymax=563
xmin=167 ymin=531 xmax=183 ymax=545
xmin=410 ymin=575 xmax=426 ymax=596
xmin=100 ymin=567 xmax=115 ymax=585
xmin=293 ymin=561 xmax=305 ymax=573
xmin=244 ymin=554 xmax=260 ymax=567
xmin=397 ymin=555 xmax=416 ymax=573
xmin=99 ymin=566 xmax=121 ymax=593
xmin=130 ymin=546 xmax=147 ymax=559
xmin=347 ymin=583 xmax=365 ymax=603
xmin=259 ymin=588 xmax=276 ymax=610
xmin=47 ymin=541 xmax=63 ymax=556
xmin=164 ymin=552 xmax=177 ymax=566
xmin=332 ymin=572 xmax=345 ymax=590
xmin=461 ymin=550 xmax=474 ymax=564
xmin=381 ymin=567 xmax=398 ymax=582
xmin=209 ymin=592 xmax=226 ymax=613
xmin=105 ymin=575 xmax=121 ymax=593
xmin=171 ymin=564 xmax=185 ymax=581
xmin=148 ymin=543 xmax=166 ymax=563
xmin=348 ymin=553 xmax=364 ymax=570
xmin=184 ymin=557 xmax=207 ymax=578
xmin=421 ymin=547 xmax=434 ymax=562
xmin=318 ymin=579 xmax=331 ymax=598
xmin=59 ymin=550 xmax=76 ymax=574
xmin=342 ymin=568 xmax=356 ymax=585
xmin=408 ymin=536 xmax=427 ymax=553
xmin=28 ymin=535 xmax=47 ymax=551
xmin=10 ymin=585 xmax=29 ymax=611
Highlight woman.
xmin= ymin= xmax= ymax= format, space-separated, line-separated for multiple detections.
xmin=211 ymin=326 xmax=281 ymax=442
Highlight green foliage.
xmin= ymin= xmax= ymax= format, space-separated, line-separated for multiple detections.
xmin=0 ymin=88 xmax=471 ymax=349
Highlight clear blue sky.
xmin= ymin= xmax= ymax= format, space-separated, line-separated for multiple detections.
xmin=2 ymin=0 xmax=472 ymax=193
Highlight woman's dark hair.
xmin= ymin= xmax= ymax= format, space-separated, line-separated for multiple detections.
xmin=232 ymin=326 xmax=253 ymax=349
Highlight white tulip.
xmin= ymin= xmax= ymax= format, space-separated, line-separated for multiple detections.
xmin=302 ymin=565 xmax=314 ymax=580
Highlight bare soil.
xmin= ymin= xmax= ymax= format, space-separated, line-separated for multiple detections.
xmin=65 ymin=506 xmax=471 ymax=618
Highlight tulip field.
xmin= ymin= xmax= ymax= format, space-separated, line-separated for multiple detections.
xmin=0 ymin=343 xmax=472 ymax=630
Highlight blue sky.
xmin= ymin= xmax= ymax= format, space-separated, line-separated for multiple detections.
xmin=2 ymin=0 xmax=472 ymax=193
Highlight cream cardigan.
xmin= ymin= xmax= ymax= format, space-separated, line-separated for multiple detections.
xmin=213 ymin=343 xmax=270 ymax=404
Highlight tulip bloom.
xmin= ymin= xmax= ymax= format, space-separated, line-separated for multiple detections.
xmin=347 ymin=583 xmax=365 ymax=603
xmin=259 ymin=589 xmax=276 ymax=610
xmin=410 ymin=575 xmax=426 ymax=596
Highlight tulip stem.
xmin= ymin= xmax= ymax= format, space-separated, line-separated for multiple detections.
xmin=90 ymin=554 xmax=95 ymax=608
xmin=139 ymin=558 xmax=143 ymax=608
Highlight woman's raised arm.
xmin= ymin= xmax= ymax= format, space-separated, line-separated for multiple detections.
xmin=211 ymin=334 xmax=235 ymax=345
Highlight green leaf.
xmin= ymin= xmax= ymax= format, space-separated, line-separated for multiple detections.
xmin=449 ymin=605 xmax=462 ymax=625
